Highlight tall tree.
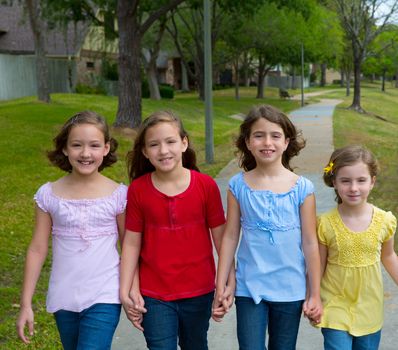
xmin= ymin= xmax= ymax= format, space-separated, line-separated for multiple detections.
xmin=362 ymin=26 xmax=398 ymax=91
xmin=115 ymin=0 xmax=186 ymax=128
xmin=26 ymin=0 xmax=51 ymax=103
xmin=332 ymin=0 xmax=398 ymax=112
xmin=142 ymin=16 xmax=168 ymax=100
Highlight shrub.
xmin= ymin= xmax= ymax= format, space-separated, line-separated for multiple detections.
xmin=75 ymin=83 xmax=106 ymax=95
xmin=159 ymin=84 xmax=174 ymax=99
xmin=142 ymin=79 xmax=150 ymax=98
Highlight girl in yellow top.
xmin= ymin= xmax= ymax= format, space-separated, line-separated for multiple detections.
xmin=317 ymin=145 xmax=398 ymax=350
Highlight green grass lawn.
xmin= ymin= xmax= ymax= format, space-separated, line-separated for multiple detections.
xmin=321 ymin=83 xmax=398 ymax=219
xmin=1 ymin=84 xmax=397 ymax=348
xmin=0 ymin=87 xmax=300 ymax=349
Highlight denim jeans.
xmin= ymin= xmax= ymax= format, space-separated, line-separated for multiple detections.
xmin=235 ymin=296 xmax=303 ymax=350
xmin=142 ymin=292 xmax=213 ymax=350
xmin=54 ymin=303 xmax=121 ymax=350
xmin=322 ymin=328 xmax=381 ymax=350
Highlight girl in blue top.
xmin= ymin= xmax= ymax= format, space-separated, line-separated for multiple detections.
xmin=213 ymin=105 xmax=322 ymax=350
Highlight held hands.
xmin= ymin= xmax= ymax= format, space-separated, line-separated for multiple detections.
xmin=16 ymin=305 xmax=34 ymax=344
xmin=303 ymin=295 xmax=323 ymax=325
xmin=121 ymin=290 xmax=147 ymax=332
xmin=212 ymin=282 xmax=235 ymax=322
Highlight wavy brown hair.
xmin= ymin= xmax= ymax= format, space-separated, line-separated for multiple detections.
xmin=127 ymin=111 xmax=199 ymax=181
xmin=47 ymin=111 xmax=118 ymax=172
xmin=236 ymin=104 xmax=305 ymax=171
xmin=323 ymin=145 xmax=379 ymax=203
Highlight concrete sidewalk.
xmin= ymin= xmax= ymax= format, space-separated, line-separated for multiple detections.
xmin=112 ymin=99 xmax=398 ymax=349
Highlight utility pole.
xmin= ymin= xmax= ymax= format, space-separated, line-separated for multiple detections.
xmin=204 ymin=0 xmax=214 ymax=163
xmin=301 ymin=43 xmax=305 ymax=107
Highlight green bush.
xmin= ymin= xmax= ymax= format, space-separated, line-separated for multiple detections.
xmin=75 ymin=83 xmax=106 ymax=95
xmin=142 ymin=79 xmax=150 ymax=98
xmin=159 ymin=84 xmax=174 ymax=99
xmin=141 ymin=82 xmax=174 ymax=99
xmin=102 ymin=60 xmax=119 ymax=81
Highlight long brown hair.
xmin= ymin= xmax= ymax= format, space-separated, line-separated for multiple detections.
xmin=47 ymin=111 xmax=117 ymax=172
xmin=127 ymin=111 xmax=199 ymax=181
xmin=236 ymin=104 xmax=305 ymax=171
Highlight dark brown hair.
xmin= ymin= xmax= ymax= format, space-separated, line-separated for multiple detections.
xmin=127 ymin=110 xmax=199 ymax=181
xmin=236 ymin=104 xmax=305 ymax=171
xmin=47 ymin=111 xmax=118 ymax=172
xmin=323 ymin=145 xmax=379 ymax=203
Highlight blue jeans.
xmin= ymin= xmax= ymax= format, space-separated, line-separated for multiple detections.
xmin=322 ymin=328 xmax=381 ymax=350
xmin=54 ymin=303 xmax=121 ymax=350
xmin=142 ymin=292 xmax=213 ymax=350
xmin=235 ymin=296 xmax=303 ymax=350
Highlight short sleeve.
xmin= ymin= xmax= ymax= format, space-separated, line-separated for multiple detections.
xmin=125 ymin=181 xmax=144 ymax=232
xmin=298 ymin=177 xmax=315 ymax=205
xmin=115 ymin=184 xmax=128 ymax=215
xmin=228 ymin=172 xmax=242 ymax=201
xmin=382 ymin=211 xmax=397 ymax=243
xmin=204 ymin=176 xmax=226 ymax=228
xmin=33 ymin=183 xmax=51 ymax=213
xmin=317 ymin=214 xmax=329 ymax=246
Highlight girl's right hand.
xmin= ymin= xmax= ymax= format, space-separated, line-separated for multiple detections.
xmin=16 ymin=306 xmax=34 ymax=344
xmin=212 ymin=286 xmax=235 ymax=322
xmin=123 ymin=290 xmax=147 ymax=331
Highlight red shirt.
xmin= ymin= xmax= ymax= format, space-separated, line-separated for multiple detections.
xmin=125 ymin=170 xmax=225 ymax=301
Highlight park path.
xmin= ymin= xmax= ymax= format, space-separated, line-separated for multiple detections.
xmin=112 ymin=97 xmax=398 ymax=349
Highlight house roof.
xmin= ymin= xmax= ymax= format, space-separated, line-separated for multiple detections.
xmin=0 ymin=3 xmax=89 ymax=56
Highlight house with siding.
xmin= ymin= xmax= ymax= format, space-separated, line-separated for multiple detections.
xmin=0 ymin=2 xmax=120 ymax=100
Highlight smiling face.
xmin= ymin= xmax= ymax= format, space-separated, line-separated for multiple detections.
xmin=245 ymin=117 xmax=289 ymax=166
xmin=142 ymin=121 xmax=188 ymax=174
xmin=63 ymin=124 xmax=110 ymax=176
xmin=333 ymin=161 xmax=375 ymax=208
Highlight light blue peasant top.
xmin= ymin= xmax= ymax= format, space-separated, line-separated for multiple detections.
xmin=229 ymin=172 xmax=314 ymax=304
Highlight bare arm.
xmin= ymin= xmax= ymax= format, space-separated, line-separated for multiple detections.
xmin=16 ymin=206 xmax=51 ymax=344
xmin=381 ymin=237 xmax=398 ymax=285
xmin=300 ymin=194 xmax=322 ymax=323
xmin=120 ymin=230 xmax=144 ymax=330
xmin=319 ymin=243 xmax=328 ymax=278
xmin=212 ymin=190 xmax=241 ymax=321
xmin=116 ymin=211 xmax=126 ymax=246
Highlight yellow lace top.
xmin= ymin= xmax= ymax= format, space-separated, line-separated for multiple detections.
xmin=316 ymin=206 xmax=397 ymax=336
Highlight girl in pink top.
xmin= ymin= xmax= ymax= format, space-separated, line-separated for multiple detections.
xmin=120 ymin=111 xmax=235 ymax=350
xmin=16 ymin=111 xmax=127 ymax=350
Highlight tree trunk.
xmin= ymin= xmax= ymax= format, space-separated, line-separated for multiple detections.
xmin=349 ymin=56 xmax=364 ymax=112
xmin=381 ymin=69 xmax=386 ymax=92
xmin=147 ymin=63 xmax=161 ymax=100
xmin=242 ymin=52 xmax=250 ymax=87
xmin=25 ymin=0 xmax=50 ymax=103
xmin=181 ymin=61 xmax=189 ymax=91
xmin=291 ymin=66 xmax=296 ymax=89
xmin=234 ymin=59 xmax=240 ymax=100
xmin=256 ymin=69 xmax=265 ymax=99
xmin=320 ymin=63 xmax=327 ymax=87
xmin=395 ymin=70 xmax=398 ymax=88
xmin=340 ymin=70 xmax=344 ymax=87
xmin=115 ymin=0 xmax=141 ymax=128
xmin=345 ymin=70 xmax=350 ymax=96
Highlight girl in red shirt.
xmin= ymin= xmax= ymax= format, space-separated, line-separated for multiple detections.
xmin=120 ymin=111 xmax=235 ymax=350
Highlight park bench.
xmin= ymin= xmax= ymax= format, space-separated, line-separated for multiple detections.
xmin=279 ymin=88 xmax=291 ymax=99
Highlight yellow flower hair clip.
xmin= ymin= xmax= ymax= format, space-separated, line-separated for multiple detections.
xmin=324 ymin=161 xmax=334 ymax=175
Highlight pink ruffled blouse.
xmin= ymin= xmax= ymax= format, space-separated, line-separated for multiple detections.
xmin=34 ymin=182 xmax=127 ymax=313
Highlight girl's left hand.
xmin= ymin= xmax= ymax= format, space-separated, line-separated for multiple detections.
xmin=303 ymin=295 xmax=323 ymax=324
xmin=127 ymin=289 xmax=147 ymax=331
xmin=212 ymin=283 xmax=235 ymax=322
